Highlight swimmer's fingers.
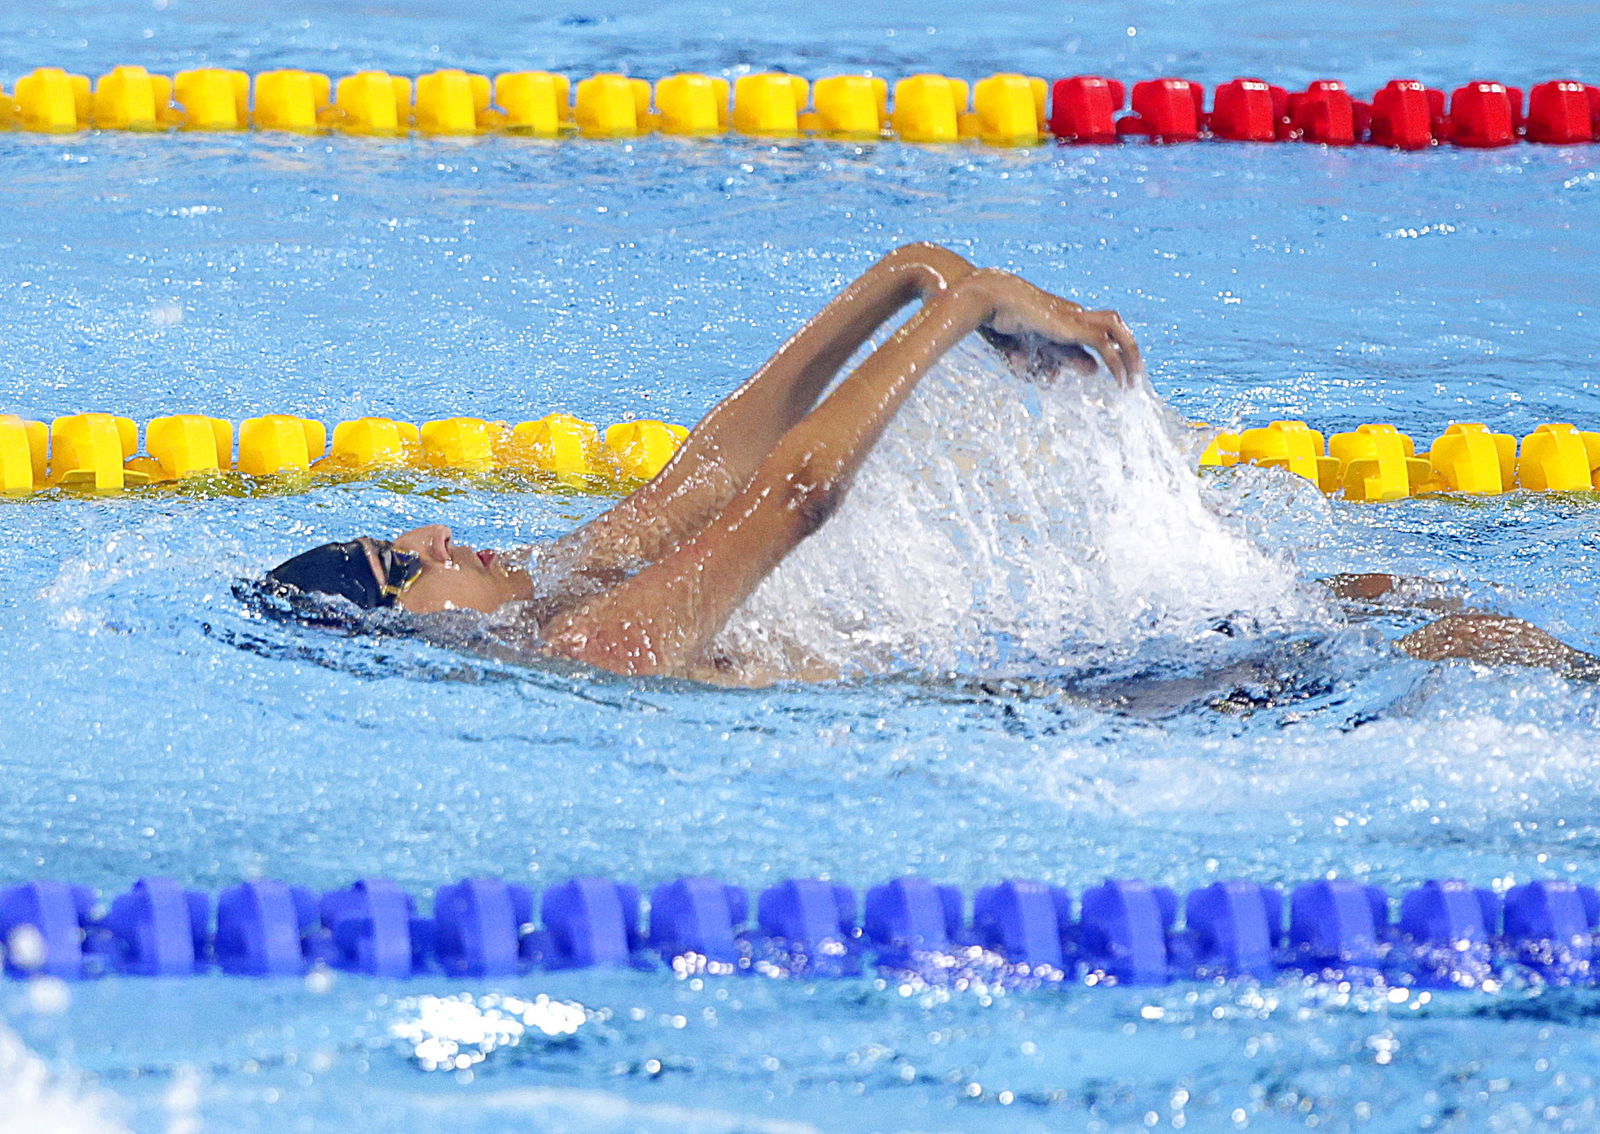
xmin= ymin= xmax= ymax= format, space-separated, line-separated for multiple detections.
xmin=971 ymin=272 xmax=1134 ymax=385
xmin=1096 ymin=312 xmax=1144 ymax=387
xmin=1064 ymin=310 xmax=1139 ymax=388
xmin=1022 ymin=297 xmax=1123 ymax=385
xmin=1073 ymin=311 xmax=1130 ymax=387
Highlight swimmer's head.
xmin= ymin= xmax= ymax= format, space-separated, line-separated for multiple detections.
xmin=261 ymin=525 xmax=527 ymax=616
xmin=977 ymin=324 xmax=1100 ymax=383
xmin=265 ymin=538 xmax=414 ymax=610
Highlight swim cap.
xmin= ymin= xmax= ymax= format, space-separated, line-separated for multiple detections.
xmin=265 ymin=540 xmax=386 ymax=609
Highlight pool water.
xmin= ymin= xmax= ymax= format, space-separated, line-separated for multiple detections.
xmin=2 ymin=1 xmax=1600 ymax=1131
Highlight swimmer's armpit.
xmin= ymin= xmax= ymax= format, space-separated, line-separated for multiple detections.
xmin=1397 ymin=613 xmax=1600 ymax=681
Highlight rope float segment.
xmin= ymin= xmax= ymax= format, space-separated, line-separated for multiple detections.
xmin=0 ymin=873 xmax=1594 ymax=986
xmin=0 ymin=65 xmax=1595 ymax=147
xmin=1198 ymin=420 xmax=1600 ymax=499
xmin=0 ymin=411 xmax=689 ymax=494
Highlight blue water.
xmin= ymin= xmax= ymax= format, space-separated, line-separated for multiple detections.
xmin=2 ymin=1 xmax=1600 ymax=1131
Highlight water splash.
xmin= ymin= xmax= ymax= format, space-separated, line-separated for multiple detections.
xmin=714 ymin=341 xmax=1326 ymax=678
xmin=0 ymin=1020 xmax=126 ymax=1134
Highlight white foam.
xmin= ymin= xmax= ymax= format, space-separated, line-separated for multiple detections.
xmin=403 ymin=1084 xmax=824 ymax=1133
xmin=714 ymin=342 xmax=1320 ymax=677
xmin=0 ymin=1020 xmax=127 ymax=1134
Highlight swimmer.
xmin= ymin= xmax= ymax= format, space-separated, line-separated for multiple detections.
xmin=264 ymin=243 xmax=1141 ymax=679
xmin=261 ymin=242 xmax=1597 ymax=684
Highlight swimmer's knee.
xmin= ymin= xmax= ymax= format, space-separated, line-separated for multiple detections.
xmin=1398 ymin=613 xmax=1565 ymax=668
xmin=1398 ymin=613 xmax=1499 ymax=661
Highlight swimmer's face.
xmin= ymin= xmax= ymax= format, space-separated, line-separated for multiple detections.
xmin=980 ymin=326 xmax=1101 ymax=384
xmin=359 ymin=524 xmax=526 ymax=614
xmin=1003 ymin=341 xmax=1101 ymax=383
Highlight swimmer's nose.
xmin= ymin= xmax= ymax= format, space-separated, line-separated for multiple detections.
xmin=394 ymin=523 xmax=454 ymax=564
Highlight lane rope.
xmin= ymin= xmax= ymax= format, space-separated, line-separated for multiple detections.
xmin=2 ymin=414 xmax=1595 ymax=499
xmin=2 ymin=66 xmax=1595 ymax=148
xmin=0 ymin=873 xmax=1588 ymax=987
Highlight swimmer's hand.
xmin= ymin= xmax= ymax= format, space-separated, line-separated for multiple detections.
xmin=972 ymin=270 xmax=1143 ymax=388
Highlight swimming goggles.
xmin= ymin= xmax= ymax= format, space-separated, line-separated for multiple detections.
xmin=368 ymin=539 xmax=424 ymax=602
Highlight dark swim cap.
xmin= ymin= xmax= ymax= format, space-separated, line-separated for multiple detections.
xmin=265 ymin=540 xmax=386 ymax=609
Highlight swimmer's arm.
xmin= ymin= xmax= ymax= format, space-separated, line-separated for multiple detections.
xmin=550 ymin=243 xmax=977 ymax=569
xmin=539 ymin=270 xmax=1139 ymax=676
xmin=1398 ymin=613 xmax=1600 ymax=680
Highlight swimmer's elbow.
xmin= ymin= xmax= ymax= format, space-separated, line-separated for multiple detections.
xmin=875 ymin=243 xmax=973 ymax=292
xmin=768 ymin=453 xmax=847 ymax=537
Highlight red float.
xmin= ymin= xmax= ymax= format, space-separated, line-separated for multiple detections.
xmin=1210 ymin=78 xmax=1276 ymax=141
xmin=1289 ymin=80 xmax=1356 ymax=145
xmin=1369 ymin=80 xmax=1434 ymax=149
xmin=1121 ymin=78 xmax=1202 ymax=141
xmin=1450 ymin=81 xmax=1515 ymax=147
xmin=1527 ymin=80 xmax=1595 ymax=143
xmin=1049 ymin=76 xmax=1118 ymax=143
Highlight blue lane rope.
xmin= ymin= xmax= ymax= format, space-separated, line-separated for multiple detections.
xmin=0 ymin=875 xmax=1593 ymax=986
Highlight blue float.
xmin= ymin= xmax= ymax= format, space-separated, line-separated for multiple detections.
xmin=648 ymin=877 xmax=746 ymax=961
xmin=1398 ymin=879 xmax=1498 ymax=945
xmin=320 ymin=879 xmax=427 ymax=978
xmin=1078 ymin=879 xmax=1174 ymax=984
xmin=1288 ymin=880 xmax=1386 ymax=967
xmin=972 ymin=879 xmax=1072 ymax=969
xmin=0 ymin=881 xmax=96 ymax=978
xmin=864 ymin=876 xmax=963 ymax=953
xmin=1504 ymin=879 xmax=1599 ymax=969
xmin=102 ymin=877 xmax=210 ymax=976
xmin=433 ymin=877 xmax=533 ymax=978
xmin=757 ymin=879 xmax=854 ymax=951
xmin=215 ymin=881 xmax=318 ymax=976
xmin=536 ymin=877 xmax=640 ymax=968
xmin=1182 ymin=880 xmax=1279 ymax=976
